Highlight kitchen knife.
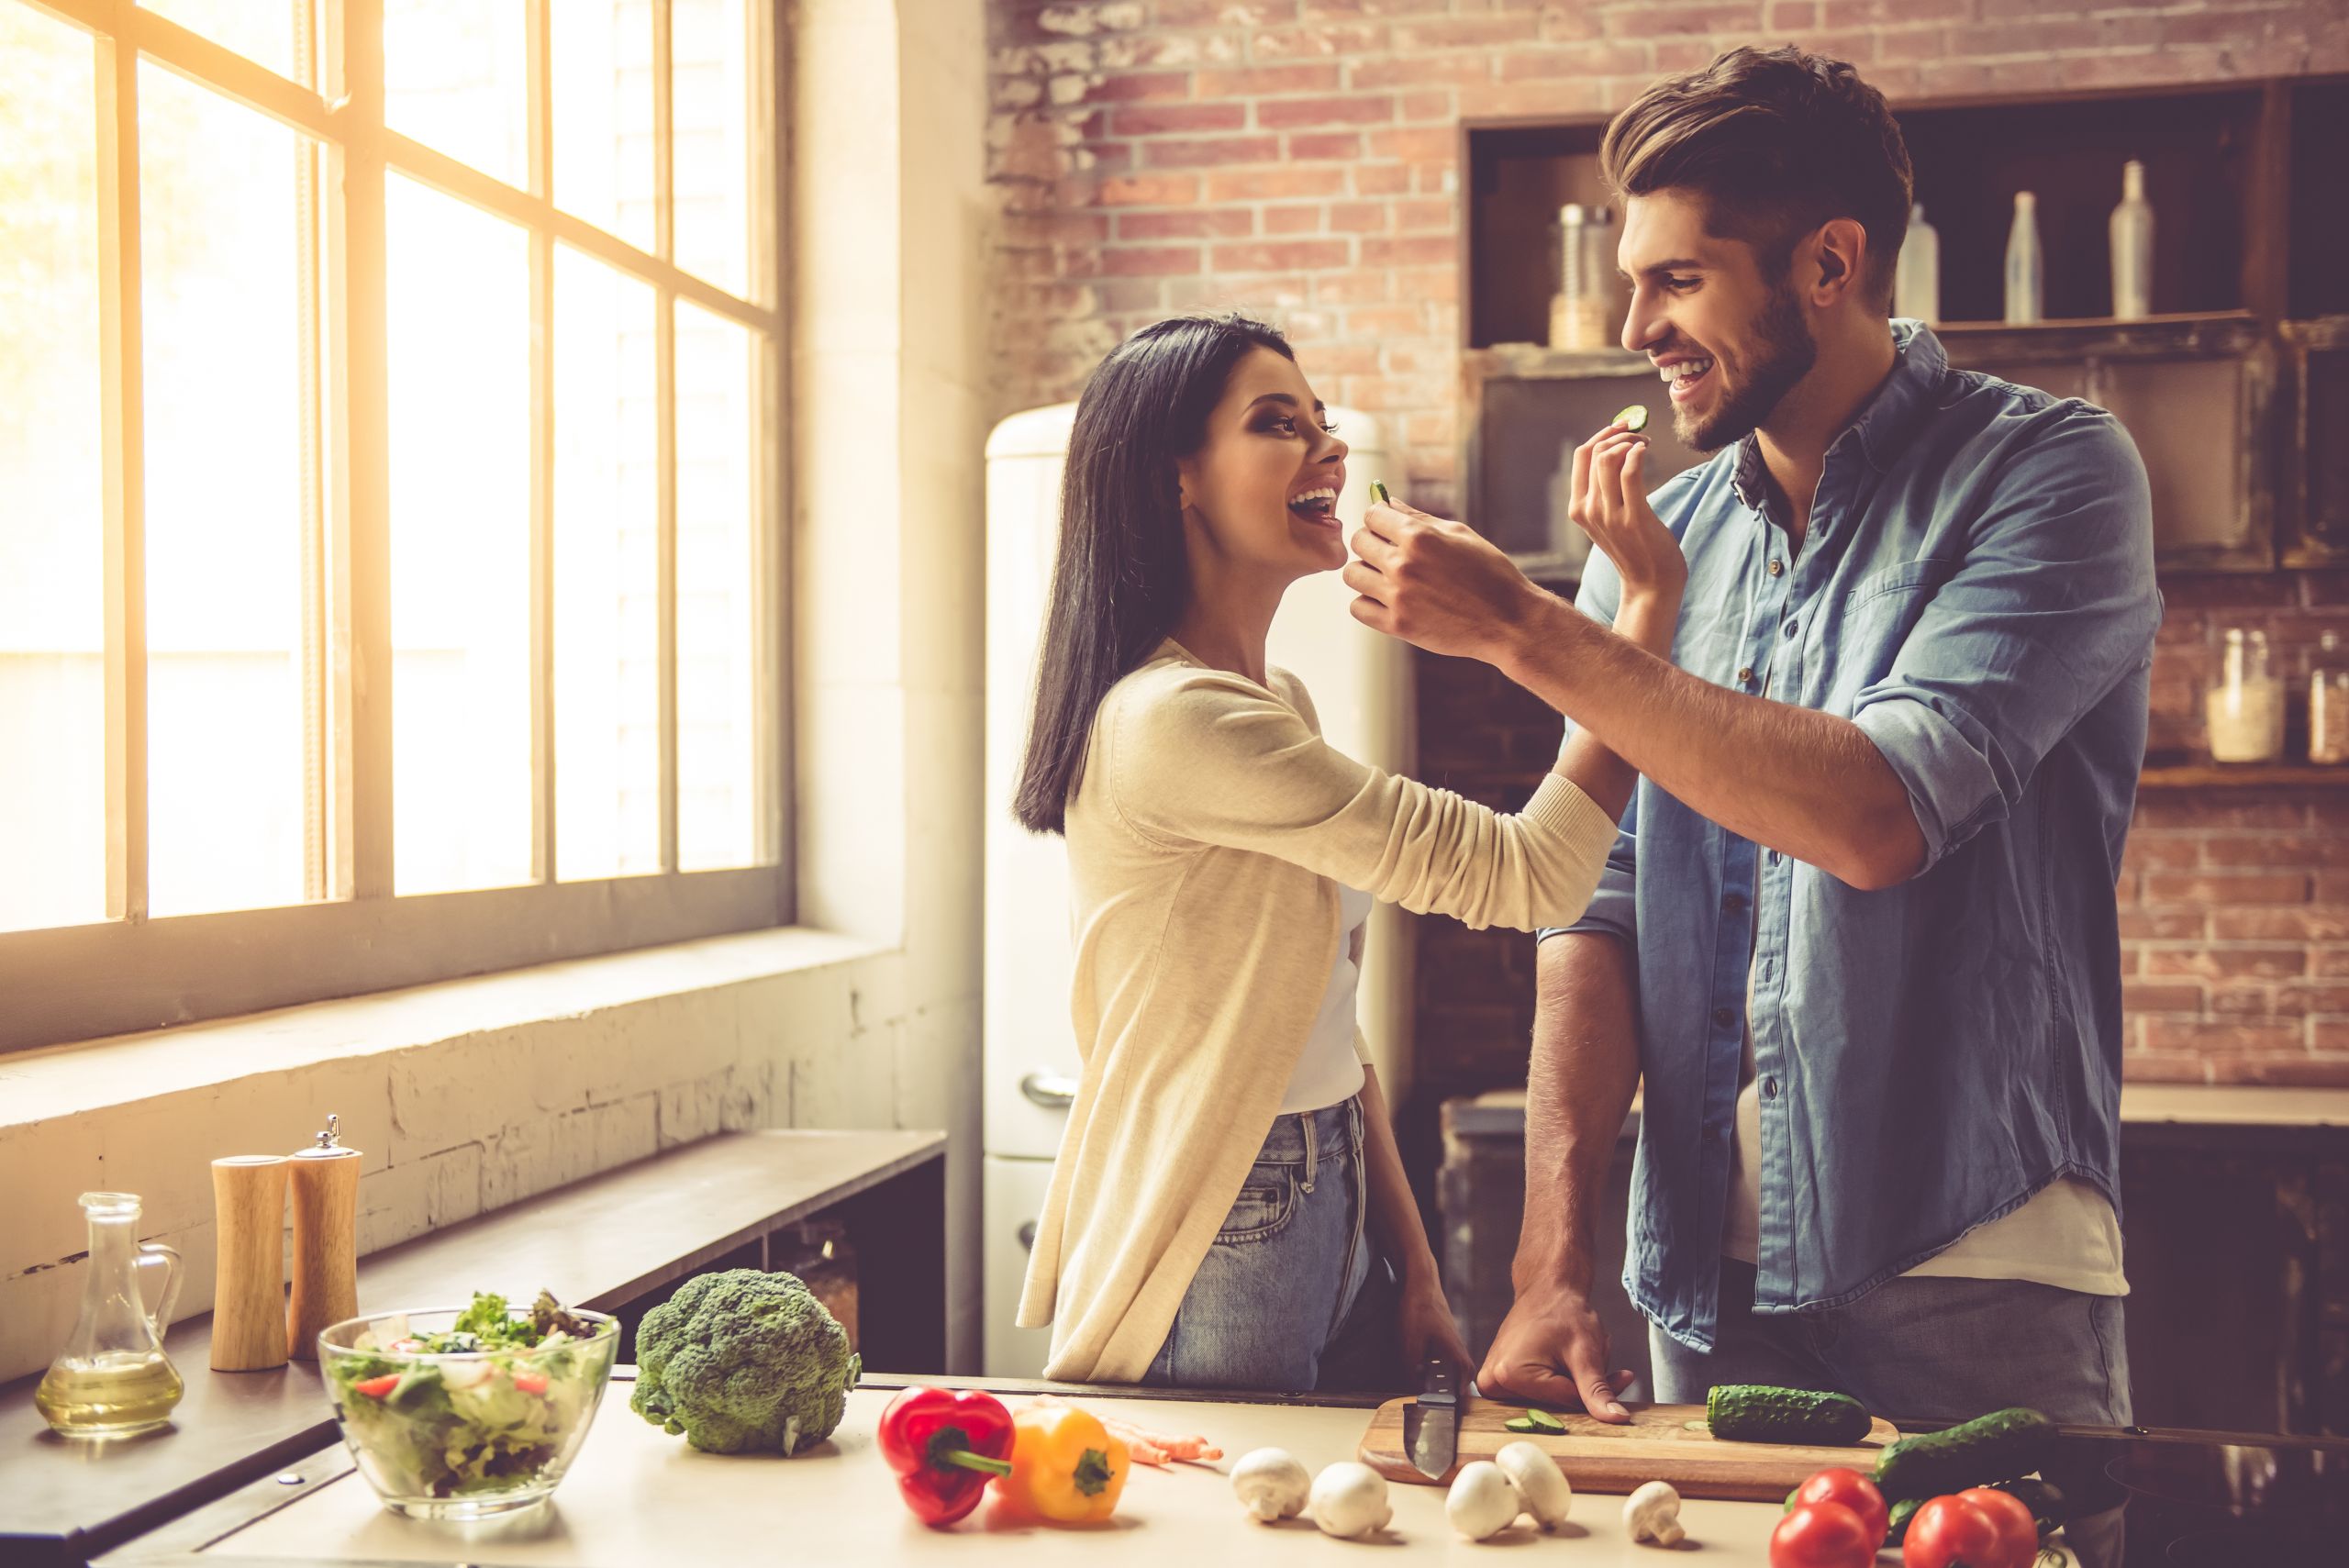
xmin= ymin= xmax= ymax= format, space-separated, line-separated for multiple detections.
xmin=1403 ymin=1357 xmax=1459 ymax=1481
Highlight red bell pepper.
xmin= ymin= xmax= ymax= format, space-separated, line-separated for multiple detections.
xmin=877 ymin=1386 xmax=1017 ymax=1527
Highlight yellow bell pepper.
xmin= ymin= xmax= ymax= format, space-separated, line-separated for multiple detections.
xmin=992 ymin=1404 xmax=1130 ymax=1524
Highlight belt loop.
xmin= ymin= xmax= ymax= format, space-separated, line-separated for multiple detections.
xmin=1301 ymin=1110 xmax=1318 ymax=1195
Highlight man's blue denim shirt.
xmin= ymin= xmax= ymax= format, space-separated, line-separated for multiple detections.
xmin=1541 ymin=320 xmax=2162 ymax=1352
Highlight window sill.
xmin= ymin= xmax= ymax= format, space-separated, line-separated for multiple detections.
xmin=0 ymin=926 xmax=891 ymax=1132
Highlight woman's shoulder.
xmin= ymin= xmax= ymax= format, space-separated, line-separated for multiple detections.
xmin=1101 ymin=647 xmax=1293 ymax=725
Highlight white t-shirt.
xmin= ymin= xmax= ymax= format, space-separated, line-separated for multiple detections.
xmin=1280 ymin=882 xmax=1374 ymax=1114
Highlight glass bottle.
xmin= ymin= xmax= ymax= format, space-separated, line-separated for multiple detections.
xmin=1549 ymin=204 xmax=1611 ymax=351
xmin=2206 ymin=628 xmax=2285 ymax=764
xmin=2005 ymin=191 xmax=2043 ymax=325
xmin=34 ymin=1193 xmax=185 ymax=1439
xmin=2311 ymin=631 xmax=2349 ymax=765
xmin=1896 ymin=201 xmax=1939 ymax=324
xmin=2110 ymin=160 xmax=2154 ymax=320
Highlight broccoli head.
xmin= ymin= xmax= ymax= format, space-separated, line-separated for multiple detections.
xmin=629 ymin=1268 xmax=860 ymax=1455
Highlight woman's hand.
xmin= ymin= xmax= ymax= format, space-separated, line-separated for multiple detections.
xmin=1397 ymin=1262 xmax=1474 ymax=1380
xmin=1569 ymin=424 xmax=1687 ymax=637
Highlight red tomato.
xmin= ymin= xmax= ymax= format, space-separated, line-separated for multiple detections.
xmin=1901 ymin=1495 xmax=2004 ymax=1568
xmin=1772 ymin=1500 xmax=1877 ymax=1568
xmin=1957 ymin=1487 xmax=2042 ymax=1568
xmin=1792 ymin=1467 xmax=1890 ymax=1546
xmin=351 ymin=1373 xmax=401 ymax=1398
xmin=512 ymin=1370 xmax=550 ymax=1396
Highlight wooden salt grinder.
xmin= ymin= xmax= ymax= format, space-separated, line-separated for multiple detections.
xmin=210 ymin=1155 xmax=290 ymax=1371
xmin=286 ymin=1114 xmax=362 ymax=1362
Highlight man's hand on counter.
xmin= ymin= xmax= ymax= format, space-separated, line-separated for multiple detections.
xmin=1476 ymin=1278 xmax=1637 ymax=1423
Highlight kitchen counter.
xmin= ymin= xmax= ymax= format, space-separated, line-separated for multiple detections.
xmin=1 ymin=1129 xmax=945 ymax=1568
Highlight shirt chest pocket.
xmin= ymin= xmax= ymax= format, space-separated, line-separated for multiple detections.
xmin=1822 ymin=558 xmax=1962 ymax=714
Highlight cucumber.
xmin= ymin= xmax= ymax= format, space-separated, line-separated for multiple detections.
xmin=1705 ymin=1384 xmax=1875 ymax=1446
xmin=1612 ymin=404 xmax=1650 ymax=432
xmin=1989 ymin=1476 xmax=2067 ymax=1540
xmin=1503 ymin=1407 xmax=1566 ymax=1435
xmin=1871 ymin=1407 xmax=2057 ymax=1501
xmin=1885 ymin=1496 xmax=1923 ymax=1548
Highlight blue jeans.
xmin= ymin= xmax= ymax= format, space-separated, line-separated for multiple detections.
xmin=1142 ymin=1097 xmax=1378 ymax=1391
xmin=1650 ymin=1257 xmax=2133 ymax=1426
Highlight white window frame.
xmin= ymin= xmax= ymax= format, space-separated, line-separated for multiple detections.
xmin=2 ymin=0 xmax=790 ymax=1054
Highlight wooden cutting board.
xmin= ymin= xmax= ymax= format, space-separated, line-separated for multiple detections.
xmin=1360 ymin=1396 xmax=1900 ymax=1500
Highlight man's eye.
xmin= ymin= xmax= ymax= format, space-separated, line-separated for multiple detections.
xmin=1664 ymin=276 xmax=1698 ymax=292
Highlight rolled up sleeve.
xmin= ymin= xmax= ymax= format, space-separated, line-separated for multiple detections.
xmin=1850 ymin=408 xmax=2161 ymax=874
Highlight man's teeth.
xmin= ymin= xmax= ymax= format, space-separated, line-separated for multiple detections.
xmin=1289 ymin=487 xmax=1337 ymax=507
xmin=1662 ymin=357 xmax=1715 ymax=384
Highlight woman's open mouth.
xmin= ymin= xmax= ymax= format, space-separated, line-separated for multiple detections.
xmin=1288 ymin=486 xmax=1341 ymax=527
xmin=1663 ymin=354 xmax=1717 ymax=405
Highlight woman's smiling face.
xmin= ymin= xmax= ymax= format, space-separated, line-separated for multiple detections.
xmin=1175 ymin=346 xmax=1351 ymax=580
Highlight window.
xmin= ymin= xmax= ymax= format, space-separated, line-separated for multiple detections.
xmin=0 ymin=0 xmax=785 ymax=1052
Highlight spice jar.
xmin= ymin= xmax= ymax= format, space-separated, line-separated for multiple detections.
xmin=2205 ymin=627 xmax=2284 ymax=764
xmin=2311 ymin=631 xmax=2349 ymax=765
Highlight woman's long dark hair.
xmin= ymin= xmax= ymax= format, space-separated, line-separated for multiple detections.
xmin=1012 ymin=313 xmax=1295 ymax=835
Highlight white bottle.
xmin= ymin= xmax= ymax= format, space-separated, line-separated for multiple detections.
xmin=1895 ymin=201 xmax=1939 ymax=324
xmin=2110 ymin=161 xmax=2154 ymax=320
xmin=2005 ymin=191 xmax=2043 ymax=325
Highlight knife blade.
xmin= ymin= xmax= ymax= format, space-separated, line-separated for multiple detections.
xmin=1404 ymin=1357 xmax=1459 ymax=1480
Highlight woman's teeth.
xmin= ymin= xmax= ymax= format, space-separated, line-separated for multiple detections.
xmin=1288 ymin=486 xmax=1338 ymax=519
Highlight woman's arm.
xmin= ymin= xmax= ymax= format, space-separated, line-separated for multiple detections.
xmin=1358 ymin=1064 xmax=1472 ymax=1375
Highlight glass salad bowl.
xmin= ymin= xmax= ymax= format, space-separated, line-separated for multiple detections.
xmin=318 ymin=1294 xmax=620 ymax=1519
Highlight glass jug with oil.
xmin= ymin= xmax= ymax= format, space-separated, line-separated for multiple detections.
xmin=35 ymin=1192 xmax=185 ymax=1439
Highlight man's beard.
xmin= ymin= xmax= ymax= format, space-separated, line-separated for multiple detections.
xmin=1676 ymin=277 xmax=1817 ymax=454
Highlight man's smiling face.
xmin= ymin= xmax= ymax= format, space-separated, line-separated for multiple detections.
xmin=1617 ymin=189 xmax=1819 ymax=454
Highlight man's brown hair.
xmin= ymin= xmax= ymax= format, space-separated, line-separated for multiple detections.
xmin=1600 ymin=46 xmax=1914 ymax=306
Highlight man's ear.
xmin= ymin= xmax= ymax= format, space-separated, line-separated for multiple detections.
xmin=1810 ymin=218 xmax=1869 ymax=305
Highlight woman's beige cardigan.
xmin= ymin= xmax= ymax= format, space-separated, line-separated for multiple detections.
xmin=1017 ymin=640 xmax=1620 ymax=1382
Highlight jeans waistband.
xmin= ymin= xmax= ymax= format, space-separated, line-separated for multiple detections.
xmin=1255 ymin=1095 xmax=1362 ymax=1179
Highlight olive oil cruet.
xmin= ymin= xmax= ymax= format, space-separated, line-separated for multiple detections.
xmin=34 ymin=1192 xmax=185 ymax=1439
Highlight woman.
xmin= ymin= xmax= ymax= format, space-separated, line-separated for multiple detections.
xmin=1012 ymin=314 xmax=1677 ymax=1390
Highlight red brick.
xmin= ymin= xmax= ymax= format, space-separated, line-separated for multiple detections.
xmin=1765 ymin=1 xmax=1820 ymax=28
xmin=2120 ymin=909 xmax=2207 ymax=940
xmin=1498 ymin=43 xmax=1657 ymax=81
xmin=1204 ymin=166 xmax=1347 ymax=201
xmin=1328 ymin=200 xmax=1392 ymax=233
xmin=2120 ymin=837 xmax=2199 ymax=874
xmin=2142 ymin=1018 xmax=2307 ymax=1055
xmin=2318 ymin=948 xmax=2349 ymax=977
xmin=1310 ymin=270 xmax=1393 ymax=305
xmin=1392 ymin=265 xmax=1458 ymax=303
xmin=2317 ymin=1021 xmax=2349 ymax=1052
xmin=2211 ymin=1055 xmax=2349 ymax=1087
xmin=1484 ymin=77 xmax=1613 ymax=117
xmin=1154 ymin=0 xmax=1294 ymax=25
xmin=2212 ymin=906 xmax=2349 ymax=940
xmin=1142 ymin=135 xmax=1284 ymax=169
xmin=1213 ymin=239 xmax=1352 ymax=272
xmin=1822 ymin=0 xmax=1968 ymax=25
xmin=1164 ymin=273 xmax=1309 ymax=310
xmin=1095 ymin=172 xmax=1200 ymax=206
xmin=1350 ymin=54 xmax=1492 ymax=89
xmin=2132 ymin=797 xmax=2307 ymax=831
xmin=1264 ymin=204 xmax=1323 ymax=235
xmin=1110 ymin=103 xmax=1247 ymax=136
xmin=1247 ymin=23 xmax=1388 ymax=61
xmin=1365 ymin=126 xmax=1454 ymax=161
xmin=1945 ymin=19 xmax=2102 ymax=57
xmin=1399 ymin=89 xmax=1453 ymax=122
xmin=2201 ymin=835 xmax=2348 ymax=869
xmin=2277 ymin=983 xmax=2349 ymax=1016
xmin=1115 ymin=208 xmax=1253 ymax=240
xmin=1389 ymin=17 xmax=1542 ymax=50
xmin=1255 ymin=94 xmax=1394 ymax=129
xmin=2143 ymin=872 xmax=2310 ymax=906
xmin=2121 ymin=1051 xmax=2213 ymax=1084
xmin=2143 ymin=946 xmax=2309 ymax=981
xmin=1394 ymin=196 xmax=1453 ymax=231
xmin=1096 ymin=244 xmax=1201 ymax=276
xmin=1345 ymin=304 xmax=1424 ymax=338
xmin=1604 ymin=4 xmax=1768 ymax=41
xmin=1360 ymin=236 xmax=1456 ymax=268
xmin=1351 ymin=163 xmax=1411 ymax=195
xmin=1082 ymin=72 xmax=1195 ymax=104
xmin=1196 ymin=63 xmax=1343 ymax=97
xmin=2122 ymin=983 xmax=2204 ymax=1015
xmin=1286 ymin=131 xmax=1364 ymax=160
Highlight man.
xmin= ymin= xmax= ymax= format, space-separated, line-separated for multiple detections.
xmin=1344 ymin=47 xmax=2159 ymax=1428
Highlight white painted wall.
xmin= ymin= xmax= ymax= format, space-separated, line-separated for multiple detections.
xmin=0 ymin=0 xmax=993 ymax=1385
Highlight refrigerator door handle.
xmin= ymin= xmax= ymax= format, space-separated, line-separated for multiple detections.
xmin=1019 ymin=1071 xmax=1078 ymax=1108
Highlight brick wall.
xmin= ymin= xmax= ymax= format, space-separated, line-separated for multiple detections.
xmin=984 ymin=0 xmax=2349 ymax=1105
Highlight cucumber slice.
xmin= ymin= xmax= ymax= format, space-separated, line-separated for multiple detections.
xmin=1612 ymin=404 xmax=1650 ymax=432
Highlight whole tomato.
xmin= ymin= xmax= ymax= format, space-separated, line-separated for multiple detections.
xmin=1901 ymin=1495 xmax=2004 ymax=1568
xmin=1957 ymin=1487 xmax=2043 ymax=1568
xmin=1772 ymin=1500 xmax=1877 ymax=1568
xmin=1791 ymin=1467 xmax=1890 ymax=1547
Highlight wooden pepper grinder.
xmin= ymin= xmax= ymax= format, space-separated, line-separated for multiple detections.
xmin=286 ymin=1114 xmax=362 ymax=1362
xmin=210 ymin=1155 xmax=290 ymax=1371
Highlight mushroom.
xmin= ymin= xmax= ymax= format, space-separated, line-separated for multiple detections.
xmin=1230 ymin=1448 xmax=1310 ymax=1522
xmin=1624 ymin=1480 xmax=1686 ymax=1546
xmin=1494 ymin=1441 xmax=1574 ymax=1529
xmin=1445 ymin=1461 xmax=1524 ymax=1540
xmin=1308 ymin=1461 xmax=1393 ymax=1539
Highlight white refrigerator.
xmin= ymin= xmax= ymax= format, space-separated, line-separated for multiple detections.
xmin=981 ymin=402 xmax=1414 ymax=1377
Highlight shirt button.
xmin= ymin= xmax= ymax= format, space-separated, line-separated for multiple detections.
xmin=1762 ymin=1077 xmax=1780 ymax=1100
xmin=1737 ymin=666 xmax=1755 ymax=685
xmin=1712 ymin=1006 xmax=1735 ymax=1028
xmin=1766 ymin=849 xmax=1781 ymax=865
xmin=1768 ymin=559 xmax=1785 ymax=577
xmin=1783 ymin=620 xmax=1798 ymax=639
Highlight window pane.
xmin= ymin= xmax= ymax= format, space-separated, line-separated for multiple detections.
xmin=140 ymin=0 xmax=314 ymax=84
xmin=674 ymin=300 xmax=759 ymax=870
xmin=139 ymin=67 xmax=314 ymax=916
xmin=671 ymin=0 xmax=751 ymax=296
xmin=384 ymin=0 xmax=527 ymax=188
xmin=386 ymin=174 xmax=531 ymax=894
xmin=553 ymin=246 xmax=659 ymax=880
xmin=0 ymin=4 xmax=105 ymax=933
xmin=552 ymin=0 xmax=655 ymax=253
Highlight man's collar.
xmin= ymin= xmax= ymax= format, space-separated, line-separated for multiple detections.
xmin=1729 ymin=318 xmax=1947 ymax=510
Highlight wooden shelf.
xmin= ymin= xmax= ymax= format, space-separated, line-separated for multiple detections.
xmin=2138 ymin=762 xmax=2349 ymax=789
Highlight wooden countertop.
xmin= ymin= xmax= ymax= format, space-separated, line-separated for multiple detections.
xmin=99 ymin=1380 xmax=1795 ymax=1566
xmin=1446 ymin=1084 xmax=2349 ymax=1136
xmin=2 ymin=1129 xmax=944 ymax=1568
